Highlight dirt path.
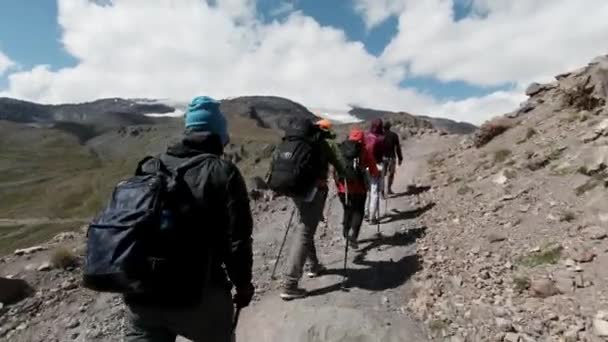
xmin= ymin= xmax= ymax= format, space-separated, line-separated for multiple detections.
xmin=232 ymin=137 xmax=445 ymax=342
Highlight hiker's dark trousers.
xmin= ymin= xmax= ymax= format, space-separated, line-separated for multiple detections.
xmin=284 ymin=187 xmax=327 ymax=285
xmin=338 ymin=193 xmax=367 ymax=241
xmin=124 ymin=286 xmax=235 ymax=342
xmin=385 ymin=157 xmax=397 ymax=190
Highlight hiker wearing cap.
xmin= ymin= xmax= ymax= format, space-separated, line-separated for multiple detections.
xmin=266 ymin=117 xmax=348 ymax=300
xmin=383 ymin=121 xmax=403 ymax=195
xmin=121 ymin=96 xmax=254 ymax=342
xmin=365 ymin=118 xmax=387 ymax=224
xmin=334 ymin=128 xmax=380 ymax=249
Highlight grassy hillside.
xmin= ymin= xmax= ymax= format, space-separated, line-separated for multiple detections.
xmin=0 ymin=122 xmax=139 ymax=253
xmin=0 ymin=115 xmax=282 ymax=255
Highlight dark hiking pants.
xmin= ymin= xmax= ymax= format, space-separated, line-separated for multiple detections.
xmin=124 ymin=286 xmax=235 ymax=342
xmin=338 ymin=193 xmax=367 ymax=241
xmin=284 ymin=187 xmax=327 ymax=286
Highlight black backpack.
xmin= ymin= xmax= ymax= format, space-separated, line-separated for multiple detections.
xmin=339 ymin=140 xmax=364 ymax=181
xmin=83 ymin=154 xmax=214 ymax=298
xmin=267 ymin=118 xmax=321 ymax=197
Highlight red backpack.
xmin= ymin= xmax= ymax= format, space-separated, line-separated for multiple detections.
xmin=365 ymin=132 xmax=385 ymax=163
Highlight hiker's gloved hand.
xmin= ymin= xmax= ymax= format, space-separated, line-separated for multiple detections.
xmin=234 ymin=283 xmax=255 ymax=308
xmin=398 ymin=159 xmax=403 ymax=166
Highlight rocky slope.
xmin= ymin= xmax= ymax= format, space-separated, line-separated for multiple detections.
xmin=350 ymin=107 xmax=477 ymax=135
xmin=406 ymin=55 xmax=608 ymax=341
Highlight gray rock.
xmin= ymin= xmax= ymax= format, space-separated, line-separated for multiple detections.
xmin=570 ymin=248 xmax=596 ymax=263
xmin=526 ymin=83 xmax=543 ymax=96
xmin=584 ymin=226 xmax=607 ymax=240
xmin=60 ymin=280 xmax=78 ymax=291
xmin=37 ymin=262 xmax=52 ymax=272
xmin=580 ymin=145 xmax=608 ymax=175
xmin=575 ymin=274 xmax=593 ymax=288
xmin=487 ymin=233 xmax=507 ymax=243
xmin=504 ymin=332 xmax=521 ymax=342
xmin=65 ymin=319 xmax=80 ymax=329
xmin=52 ymin=232 xmax=77 ymax=243
xmin=518 ymin=102 xmax=536 ymax=114
xmin=581 ymin=130 xmax=601 ymax=143
xmin=14 ymin=246 xmax=46 ymax=256
xmin=594 ymin=311 xmax=608 ymax=337
xmin=530 ymin=278 xmax=561 ymax=298
xmin=495 ymin=317 xmax=514 ymax=332
xmin=595 ymin=118 xmax=608 ymax=135
xmin=494 ymin=307 xmax=508 ymax=318
xmin=563 ymin=329 xmax=578 ymax=342
xmin=554 ymin=271 xmax=575 ymax=293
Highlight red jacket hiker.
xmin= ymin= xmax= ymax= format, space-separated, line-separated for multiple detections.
xmin=365 ymin=118 xmax=386 ymax=163
xmin=334 ymin=129 xmax=380 ymax=195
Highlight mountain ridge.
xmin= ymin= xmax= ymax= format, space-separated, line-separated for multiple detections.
xmin=0 ymin=96 xmax=477 ymax=136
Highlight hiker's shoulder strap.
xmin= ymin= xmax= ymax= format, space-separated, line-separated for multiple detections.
xmin=175 ymin=153 xmax=219 ymax=178
xmin=135 ymin=156 xmax=169 ymax=176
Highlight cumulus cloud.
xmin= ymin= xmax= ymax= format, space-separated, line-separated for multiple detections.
xmin=1 ymin=0 xmax=607 ymax=126
xmin=2 ymin=0 xmax=435 ymax=113
xmin=380 ymin=0 xmax=608 ymax=87
xmin=269 ymin=1 xmax=295 ymax=17
xmin=353 ymin=0 xmax=408 ymax=29
xmin=0 ymin=50 xmax=15 ymax=76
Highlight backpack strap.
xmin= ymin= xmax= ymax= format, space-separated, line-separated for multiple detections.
xmin=135 ymin=156 xmax=170 ymax=176
xmin=174 ymin=153 xmax=219 ymax=179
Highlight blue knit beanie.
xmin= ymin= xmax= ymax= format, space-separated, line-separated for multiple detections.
xmin=184 ymin=96 xmax=229 ymax=145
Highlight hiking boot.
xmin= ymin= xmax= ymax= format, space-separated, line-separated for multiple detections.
xmin=306 ymin=264 xmax=327 ymax=278
xmin=387 ymin=189 xmax=394 ymax=195
xmin=370 ymin=218 xmax=379 ymax=225
xmin=280 ymin=285 xmax=307 ymax=300
xmin=348 ymin=237 xmax=359 ymax=250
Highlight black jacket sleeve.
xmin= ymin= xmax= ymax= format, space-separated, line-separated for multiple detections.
xmin=222 ymin=163 xmax=254 ymax=290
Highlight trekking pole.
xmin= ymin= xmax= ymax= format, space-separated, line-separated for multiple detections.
xmin=270 ymin=206 xmax=296 ymax=280
xmin=384 ymin=190 xmax=388 ymax=217
xmin=342 ymin=238 xmax=349 ymax=290
xmin=376 ymin=177 xmax=381 ymax=235
xmin=232 ymin=307 xmax=242 ymax=333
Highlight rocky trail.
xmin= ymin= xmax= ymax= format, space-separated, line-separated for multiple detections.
xmin=237 ymin=137 xmax=444 ymax=342
xmin=0 ymin=136 xmax=441 ymax=342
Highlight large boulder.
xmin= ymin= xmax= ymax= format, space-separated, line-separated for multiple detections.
xmin=473 ymin=119 xmax=512 ymax=148
xmin=0 ymin=277 xmax=34 ymax=304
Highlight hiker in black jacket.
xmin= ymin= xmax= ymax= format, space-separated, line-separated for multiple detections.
xmin=383 ymin=121 xmax=403 ymax=195
xmin=124 ymin=96 xmax=254 ymax=342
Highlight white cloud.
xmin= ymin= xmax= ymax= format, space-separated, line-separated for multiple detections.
xmin=2 ymin=0 xmax=435 ymax=113
xmin=435 ymin=88 xmax=526 ymax=125
xmin=1 ymin=0 xmax=607 ymax=126
xmin=380 ymin=0 xmax=608 ymax=87
xmin=0 ymin=50 xmax=15 ymax=76
xmin=353 ymin=0 xmax=408 ymax=29
xmin=269 ymin=1 xmax=295 ymax=17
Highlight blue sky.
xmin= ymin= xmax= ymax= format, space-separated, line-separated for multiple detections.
xmin=0 ymin=0 xmax=503 ymax=101
xmin=0 ymin=1 xmax=606 ymax=124
xmin=0 ymin=1 xmax=75 ymax=85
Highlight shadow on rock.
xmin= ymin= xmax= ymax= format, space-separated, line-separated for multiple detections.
xmin=307 ymin=227 xmax=426 ymax=297
xmin=388 ymin=185 xmax=432 ymax=199
xmin=380 ymin=202 xmax=436 ymax=224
